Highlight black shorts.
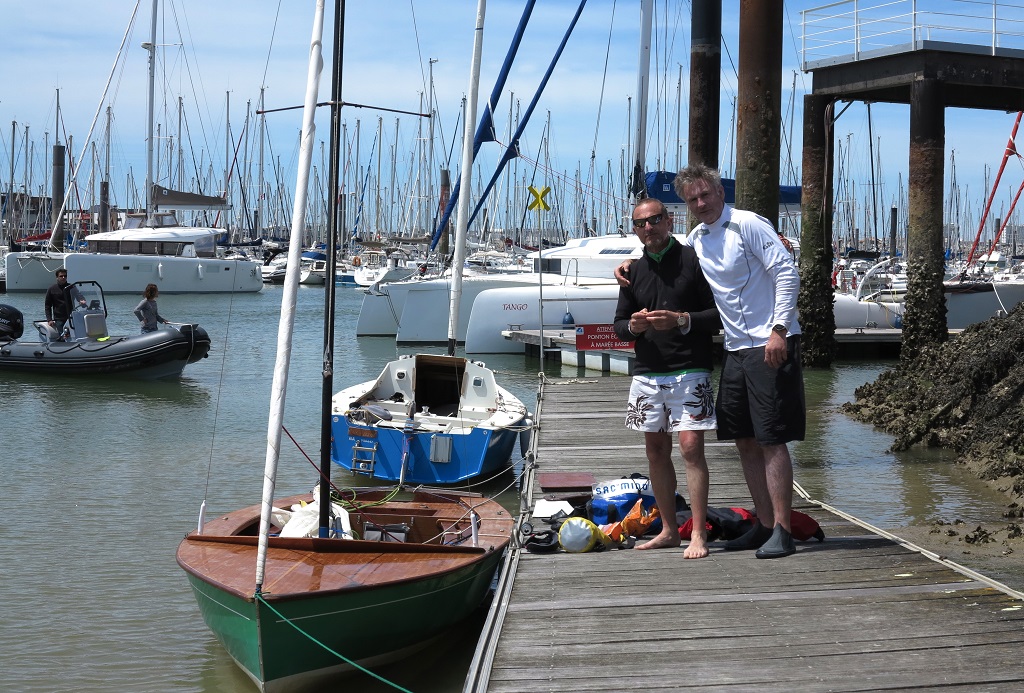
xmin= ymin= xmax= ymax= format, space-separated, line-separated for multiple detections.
xmin=716 ymin=336 xmax=805 ymax=445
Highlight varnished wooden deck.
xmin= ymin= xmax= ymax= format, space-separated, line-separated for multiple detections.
xmin=466 ymin=376 xmax=1024 ymax=692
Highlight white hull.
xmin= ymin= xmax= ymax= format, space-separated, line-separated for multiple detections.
xmin=945 ymin=280 xmax=1024 ymax=328
xmin=354 ymin=233 xmax=657 ymax=342
xmin=331 ymin=354 xmax=527 ymax=483
xmin=3 ymin=252 xmax=69 ymax=291
xmin=465 ymin=282 xmax=621 ymax=353
xmin=464 ymin=283 xmax=1024 ymax=354
xmin=356 ymin=273 xmax=615 ymax=343
xmin=357 ymin=232 xmax=1024 ymax=354
xmin=353 ymin=265 xmax=416 ymax=287
xmin=832 ymin=292 xmax=903 ymax=329
xmin=299 ymin=268 xmax=326 ymax=285
xmin=65 ymin=253 xmax=263 ymax=293
xmin=5 ymin=251 xmax=262 ymax=293
xmin=466 ymin=286 xmax=906 ymax=354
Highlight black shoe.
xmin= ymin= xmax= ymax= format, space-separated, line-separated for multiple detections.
xmin=722 ymin=522 xmax=773 ymax=551
xmin=755 ymin=524 xmax=796 ymax=559
xmin=524 ymin=530 xmax=560 ymax=554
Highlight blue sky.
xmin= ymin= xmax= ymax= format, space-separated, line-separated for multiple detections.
xmin=2 ymin=0 xmax=1023 ymax=241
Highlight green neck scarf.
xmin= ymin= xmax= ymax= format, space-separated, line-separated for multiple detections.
xmin=645 ymin=235 xmax=675 ymax=263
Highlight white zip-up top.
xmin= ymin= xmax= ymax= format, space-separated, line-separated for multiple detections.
xmin=685 ymin=204 xmax=801 ymax=351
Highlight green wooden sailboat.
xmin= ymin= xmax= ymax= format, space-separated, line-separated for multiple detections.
xmin=177 ymin=3 xmax=512 ymax=689
xmin=178 ymin=488 xmax=513 ymax=691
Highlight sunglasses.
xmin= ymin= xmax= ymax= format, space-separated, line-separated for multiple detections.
xmin=631 ymin=213 xmax=664 ymax=228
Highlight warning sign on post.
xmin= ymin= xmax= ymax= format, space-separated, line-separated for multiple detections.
xmin=574 ymin=324 xmax=634 ymax=351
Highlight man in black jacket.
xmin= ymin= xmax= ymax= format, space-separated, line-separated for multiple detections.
xmin=613 ymin=198 xmax=721 ymax=558
xmin=44 ymin=268 xmax=85 ymax=336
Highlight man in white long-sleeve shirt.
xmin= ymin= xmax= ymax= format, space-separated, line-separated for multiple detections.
xmin=617 ymin=163 xmax=805 ymax=558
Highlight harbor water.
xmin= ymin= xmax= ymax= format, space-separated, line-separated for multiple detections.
xmin=0 ymin=283 xmax=1015 ymax=692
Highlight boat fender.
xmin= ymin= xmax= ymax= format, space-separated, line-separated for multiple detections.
xmin=352 ymin=255 xmax=362 ymax=267
xmin=158 ymin=262 xmax=164 ymax=279
xmin=562 ymin=310 xmax=575 ymax=325
xmin=197 ymin=499 xmax=207 ymax=535
xmin=197 ymin=263 xmax=204 ymax=280
xmin=519 ymin=418 xmax=533 ymax=457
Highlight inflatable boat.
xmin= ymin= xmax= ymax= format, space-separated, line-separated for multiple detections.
xmin=0 ymin=281 xmax=211 ymax=379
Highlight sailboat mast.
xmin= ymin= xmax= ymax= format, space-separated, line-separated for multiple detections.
xmin=630 ymin=0 xmax=653 ymax=202
xmin=255 ymin=0 xmax=327 ymax=594
xmin=447 ymin=0 xmax=487 ymax=357
xmin=867 ymin=102 xmax=879 ymax=247
xmin=318 ymin=0 xmax=346 ymax=538
xmin=144 ymin=0 xmax=157 ymax=223
xmin=257 ymin=88 xmax=266 ymax=238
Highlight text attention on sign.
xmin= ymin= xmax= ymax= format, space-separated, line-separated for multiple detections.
xmin=574 ymin=324 xmax=634 ymax=351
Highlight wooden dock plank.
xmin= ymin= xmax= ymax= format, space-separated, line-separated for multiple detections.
xmin=467 ymin=376 xmax=1024 ymax=692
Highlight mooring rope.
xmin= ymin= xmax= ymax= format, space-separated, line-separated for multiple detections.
xmin=254 ymin=594 xmax=414 ymax=692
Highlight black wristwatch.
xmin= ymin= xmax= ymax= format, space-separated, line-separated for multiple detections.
xmin=771 ymin=324 xmax=787 ymax=336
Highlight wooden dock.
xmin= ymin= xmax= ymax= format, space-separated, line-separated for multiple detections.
xmin=465 ymin=376 xmax=1024 ymax=692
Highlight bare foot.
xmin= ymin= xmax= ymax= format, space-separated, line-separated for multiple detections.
xmin=683 ymin=535 xmax=709 ymax=559
xmin=636 ymin=531 xmax=681 ymax=550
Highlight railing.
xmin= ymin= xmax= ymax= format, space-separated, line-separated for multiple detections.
xmin=801 ymin=0 xmax=1024 ymax=70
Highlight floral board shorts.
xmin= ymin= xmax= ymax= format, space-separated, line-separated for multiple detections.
xmin=625 ymin=371 xmax=717 ymax=433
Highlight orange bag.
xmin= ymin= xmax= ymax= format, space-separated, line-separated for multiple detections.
xmin=621 ymin=498 xmax=659 ymax=538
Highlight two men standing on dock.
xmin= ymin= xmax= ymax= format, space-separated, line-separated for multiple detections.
xmin=616 ymin=164 xmax=806 ymax=559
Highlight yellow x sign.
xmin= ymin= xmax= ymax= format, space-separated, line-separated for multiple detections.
xmin=527 ymin=185 xmax=551 ymax=211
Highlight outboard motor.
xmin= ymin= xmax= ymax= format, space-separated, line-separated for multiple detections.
xmin=0 ymin=304 xmax=25 ymax=341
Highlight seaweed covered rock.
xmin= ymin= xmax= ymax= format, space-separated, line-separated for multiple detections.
xmin=842 ymin=303 xmax=1024 ymax=500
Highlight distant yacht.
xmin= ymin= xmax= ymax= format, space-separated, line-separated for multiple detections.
xmin=4 ymin=211 xmax=262 ymax=294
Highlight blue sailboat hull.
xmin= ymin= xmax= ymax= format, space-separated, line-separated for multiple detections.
xmin=332 ymin=416 xmax=522 ymax=484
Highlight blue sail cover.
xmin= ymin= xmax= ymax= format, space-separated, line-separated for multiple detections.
xmin=430 ymin=0 xmax=589 ymax=250
xmin=464 ymin=0 xmax=588 ymax=229
xmin=428 ymin=0 xmax=538 ymax=250
xmin=645 ymin=170 xmax=801 ymax=206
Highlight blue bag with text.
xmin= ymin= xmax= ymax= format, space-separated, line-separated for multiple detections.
xmin=589 ymin=474 xmax=658 ymax=526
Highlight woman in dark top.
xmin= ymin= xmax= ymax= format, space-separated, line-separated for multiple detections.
xmin=134 ymin=284 xmax=169 ymax=333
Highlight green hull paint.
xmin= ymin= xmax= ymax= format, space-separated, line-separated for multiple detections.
xmin=185 ymin=552 xmax=503 ymax=691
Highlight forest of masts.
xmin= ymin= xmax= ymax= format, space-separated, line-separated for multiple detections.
xmin=4 ymin=89 xmax=1024 ymax=262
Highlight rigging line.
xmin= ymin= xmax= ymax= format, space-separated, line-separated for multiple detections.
xmin=215 ymin=126 xmax=251 ymax=228
xmin=280 ymin=424 xmax=400 ymax=516
xmin=201 ymin=288 xmax=240 ymax=505
xmin=257 ymin=101 xmax=429 ymax=118
xmin=45 ymin=0 xmax=143 ymax=241
xmin=408 ymin=0 xmax=430 ymax=116
xmin=782 ymin=1 xmax=810 ymax=94
xmin=253 ymin=596 xmax=414 ymax=693
xmin=587 ymin=0 xmax=617 ymax=191
xmin=506 ymin=141 xmax=629 ymax=211
xmin=516 ymin=119 xmax=551 ymax=234
xmin=167 ymin=0 xmax=218 ymax=163
xmin=260 ymin=0 xmax=286 ymax=90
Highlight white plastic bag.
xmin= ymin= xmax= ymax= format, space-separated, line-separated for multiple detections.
xmin=278 ymin=500 xmax=352 ymax=539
